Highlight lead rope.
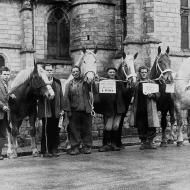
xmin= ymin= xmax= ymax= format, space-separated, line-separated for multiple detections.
xmin=89 ymin=83 xmax=96 ymax=117
xmin=44 ymin=98 xmax=48 ymax=154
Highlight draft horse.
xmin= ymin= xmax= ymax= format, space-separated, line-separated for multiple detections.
xmin=114 ymin=52 xmax=138 ymax=147
xmin=7 ymin=64 xmax=55 ymax=158
xmin=174 ymin=57 xmax=190 ymax=145
xmin=149 ymin=46 xmax=175 ymax=147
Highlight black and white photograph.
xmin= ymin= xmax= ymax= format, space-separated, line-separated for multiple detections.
xmin=0 ymin=0 xmax=190 ymax=189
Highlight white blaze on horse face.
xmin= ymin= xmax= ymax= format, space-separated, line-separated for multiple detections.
xmin=81 ymin=50 xmax=97 ymax=83
xmin=37 ymin=66 xmax=55 ymax=99
xmin=123 ymin=55 xmax=137 ymax=82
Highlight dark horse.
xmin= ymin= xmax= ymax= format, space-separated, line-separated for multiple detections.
xmin=7 ymin=64 xmax=55 ymax=158
xmin=149 ymin=46 xmax=175 ymax=147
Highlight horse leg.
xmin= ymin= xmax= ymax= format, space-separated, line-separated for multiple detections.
xmin=7 ymin=117 xmax=21 ymax=158
xmin=6 ymin=128 xmax=14 ymax=158
xmin=29 ymin=115 xmax=39 ymax=157
xmin=186 ymin=109 xmax=190 ymax=143
xmin=175 ymin=102 xmax=183 ymax=146
xmin=168 ymin=107 xmax=176 ymax=144
xmin=160 ymin=111 xmax=168 ymax=147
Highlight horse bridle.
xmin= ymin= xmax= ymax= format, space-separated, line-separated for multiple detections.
xmin=154 ymin=54 xmax=173 ymax=82
xmin=121 ymin=59 xmax=137 ymax=81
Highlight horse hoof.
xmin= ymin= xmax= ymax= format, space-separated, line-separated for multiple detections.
xmin=177 ymin=141 xmax=183 ymax=147
xmin=160 ymin=142 xmax=168 ymax=147
xmin=167 ymin=139 xmax=174 ymax=144
xmin=33 ymin=152 xmax=40 ymax=157
xmin=8 ymin=154 xmax=18 ymax=159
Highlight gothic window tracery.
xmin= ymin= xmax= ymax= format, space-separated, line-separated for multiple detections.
xmin=47 ymin=8 xmax=70 ymax=59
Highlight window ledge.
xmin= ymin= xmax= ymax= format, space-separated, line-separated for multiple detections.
xmin=170 ymin=50 xmax=190 ymax=57
xmin=37 ymin=58 xmax=73 ymax=65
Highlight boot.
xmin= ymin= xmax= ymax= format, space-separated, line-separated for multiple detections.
xmin=70 ymin=146 xmax=80 ymax=155
xmin=99 ymin=130 xmax=112 ymax=152
xmin=103 ymin=130 xmax=111 ymax=146
xmin=111 ymin=131 xmax=121 ymax=151
xmin=139 ymin=140 xmax=147 ymax=150
xmin=147 ymin=139 xmax=157 ymax=149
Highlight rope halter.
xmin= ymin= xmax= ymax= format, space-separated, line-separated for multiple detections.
xmin=154 ymin=54 xmax=173 ymax=82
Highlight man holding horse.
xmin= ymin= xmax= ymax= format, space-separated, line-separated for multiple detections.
xmin=63 ymin=65 xmax=96 ymax=155
xmin=38 ymin=64 xmax=64 ymax=157
xmin=0 ymin=66 xmax=11 ymax=160
xmin=98 ymin=67 xmax=126 ymax=152
xmin=130 ymin=66 xmax=160 ymax=150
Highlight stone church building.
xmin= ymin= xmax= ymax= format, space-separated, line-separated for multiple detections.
xmin=0 ymin=0 xmax=189 ymax=78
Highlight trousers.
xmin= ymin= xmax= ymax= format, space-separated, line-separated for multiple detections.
xmin=41 ymin=117 xmax=60 ymax=154
xmin=68 ymin=111 xmax=92 ymax=148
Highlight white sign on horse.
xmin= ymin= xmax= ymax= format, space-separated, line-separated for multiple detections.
xmin=165 ymin=84 xmax=175 ymax=93
xmin=143 ymin=83 xmax=159 ymax=95
xmin=99 ymin=80 xmax=116 ymax=93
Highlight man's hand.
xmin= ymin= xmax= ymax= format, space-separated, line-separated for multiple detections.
xmin=3 ymin=106 xmax=9 ymax=112
xmin=9 ymin=94 xmax=16 ymax=99
xmin=147 ymin=93 xmax=154 ymax=98
xmin=59 ymin=110 xmax=65 ymax=116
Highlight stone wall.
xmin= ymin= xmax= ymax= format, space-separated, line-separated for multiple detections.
xmin=0 ymin=1 xmax=21 ymax=70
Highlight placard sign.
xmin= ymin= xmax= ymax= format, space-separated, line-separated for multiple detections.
xmin=165 ymin=84 xmax=175 ymax=93
xmin=143 ymin=83 xmax=159 ymax=95
xmin=99 ymin=80 xmax=116 ymax=93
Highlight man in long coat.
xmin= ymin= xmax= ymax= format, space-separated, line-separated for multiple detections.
xmin=130 ymin=66 xmax=160 ymax=149
xmin=0 ymin=66 xmax=11 ymax=160
xmin=38 ymin=64 xmax=64 ymax=157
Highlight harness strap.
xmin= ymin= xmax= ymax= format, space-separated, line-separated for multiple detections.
xmin=44 ymin=98 xmax=48 ymax=154
xmin=89 ymin=83 xmax=96 ymax=117
xmin=154 ymin=55 xmax=173 ymax=81
xmin=122 ymin=63 xmax=137 ymax=81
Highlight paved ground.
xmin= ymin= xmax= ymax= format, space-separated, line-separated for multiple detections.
xmin=1 ymin=141 xmax=190 ymax=190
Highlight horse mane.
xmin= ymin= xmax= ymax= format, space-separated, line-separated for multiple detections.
xmin=9 ymin=67 xmax=34 ymax=93
xmin=117 ymin=63 xmax=125 ymax=80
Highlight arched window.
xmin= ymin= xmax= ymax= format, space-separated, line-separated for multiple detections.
xmin=47 ymin=8 xmax=70 ymax=59
xmin=0 ymin=55 xmax=5 ymax=68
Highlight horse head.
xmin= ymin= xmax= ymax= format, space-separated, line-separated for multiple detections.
xmin=150 ymin=46 xmax=173 ymax=84
xmin=80 ymin=47 xmax=98 ymax=84
xmin=32 ymin=64 xmax=55 ymax=99
xmin=117 ymin=52 xmax=137 ymax=86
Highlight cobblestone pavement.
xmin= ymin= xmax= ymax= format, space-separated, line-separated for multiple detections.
xmin=1 ymin=141 xmax=190 ymax=190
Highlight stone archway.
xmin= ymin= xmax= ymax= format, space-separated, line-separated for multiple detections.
xmin=0 ymin=55 xmax=5 ymax=68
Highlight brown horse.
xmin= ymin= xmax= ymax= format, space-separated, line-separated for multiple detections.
xmin=7 ymin=64 xmax=55 ymax=158
xmin=149 ymin=46 xmax=176 ymax=147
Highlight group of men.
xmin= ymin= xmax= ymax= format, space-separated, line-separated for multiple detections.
xmin=0 ymin=63 xmax=160 ymax=159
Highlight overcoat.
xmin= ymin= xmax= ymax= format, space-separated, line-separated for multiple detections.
xmin=0 ymin=78 xmax=8 ymax=120
xmin=129 ymin=79 xmax=160 ymax=128
xmin=63 ymin=77 xmax=96 ymax=114
xmin=38 ymin=78 xmax=64 ymax=119
xmin=95 ymin=79 xmax=126 ymax=117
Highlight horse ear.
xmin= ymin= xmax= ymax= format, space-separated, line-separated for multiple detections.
xmin=122 ymin=52 xmax=126 ymax=59
xmin=166 ymin=46 xmax=170 ymax=54
xmin=158 ymin=46 xmax=161 ymax=55
xmin=34 ymin=60 xmax=37 ymax=70
xmin=82 ymin=47 xmax=86 ymax=54
xmin=94 ymin=46 xmax=98 ymax=54
xmin=134 ymin=52 xmax=138 ymax=60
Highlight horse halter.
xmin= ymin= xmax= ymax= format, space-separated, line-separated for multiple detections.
xmin=121 ymin=58 xmax=137 ymax=81
xmin=154 ymin=54 xmax=173 ymax=82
